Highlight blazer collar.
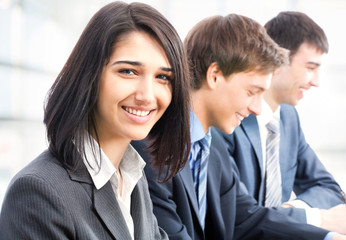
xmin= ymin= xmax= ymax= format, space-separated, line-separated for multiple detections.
xmin=67 ymin=163 xmax=93 ymax=185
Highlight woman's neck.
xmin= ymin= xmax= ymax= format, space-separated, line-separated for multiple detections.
xmin=98 ymin=138 xmax=130 ymax=169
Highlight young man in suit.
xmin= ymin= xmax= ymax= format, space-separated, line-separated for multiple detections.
xmin=132 ymin=13 xmax=346 ymax=240
xmin=221 ymin=11 xmax=346 ymax=229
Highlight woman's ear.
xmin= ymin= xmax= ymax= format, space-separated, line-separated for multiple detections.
xmin=206 ymin=62 xmax=223 ymax=89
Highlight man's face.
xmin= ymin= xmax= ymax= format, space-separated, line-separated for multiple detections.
xmin=271 ymin=42 xmax=324 ymax=106
xmin=208 ymin=71 xmax=272 ymax=134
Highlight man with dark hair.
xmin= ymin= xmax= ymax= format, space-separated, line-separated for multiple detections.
xmin=133 ymin=13 xmax=346 ymax=240
xmin=221 ymin=11 xmax=346 ymax=231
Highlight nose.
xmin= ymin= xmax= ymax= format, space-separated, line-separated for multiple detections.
xmin=248 ymin=95 xmax=262 ymax=116
xmin=135 ymin=76 xmax=155 ymax=104
xmin=310 ymin=73 xmax=320 ymax=87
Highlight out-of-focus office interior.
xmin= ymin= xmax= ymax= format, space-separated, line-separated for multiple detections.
xmin=1 ymin=0 xmax=345 ymax=207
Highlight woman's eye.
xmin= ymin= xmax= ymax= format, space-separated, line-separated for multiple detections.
xmin=156 ymin=74 xmax=172 ymax=82
xmin=119 ymin=69 xmax=135 ymax=75
xmin=248 ymin=90 xmax=255 ymax=96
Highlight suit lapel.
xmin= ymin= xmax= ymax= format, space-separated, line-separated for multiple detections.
xmin=279 ymin=109 xmax=289 ymax=178
xmin=68 ymin=164 xmax=132 ymax=239
xmin=93 ymin=182 xmax=132 ymax=240
xmin=205 ymin=139 xmax=221 ymax=228
xmin=179 ymin=163 xmax=200 ymax=224
xmin=131 ymin=177 xmax=152 ymax=240
xmin=241 ymin=115 xmax=267 ymax=203
xmin=131 ymin=184 xmax=141 ymax=239
xmin=241 ymin=115 xmax=264 ymax=174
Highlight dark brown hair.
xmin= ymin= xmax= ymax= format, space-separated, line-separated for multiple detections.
xmin=265 ymin=11 xmax=329 ymax=57
xmin=44 ymin=1 xmax=190 ymax=182
xmin=184 ymin=14 xmax=289 ymax=90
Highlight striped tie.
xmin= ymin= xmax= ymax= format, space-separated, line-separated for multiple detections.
xmin=265 ymin=115 xmax=282 ymax=207
xmin=190 ymin=135 xmax=210 ymax=229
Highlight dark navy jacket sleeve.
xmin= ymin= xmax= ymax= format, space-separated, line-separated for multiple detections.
xmin=283 ymin=105 xmax=345 ymax=208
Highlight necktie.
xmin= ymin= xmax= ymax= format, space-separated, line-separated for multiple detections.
xmin=190 ymin=135 xmax=210 ymax=229
xmin=265 ymin=115 xmax=282 ymax=207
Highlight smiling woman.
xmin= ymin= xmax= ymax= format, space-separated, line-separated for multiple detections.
xmin=96 ymin=31 xmax=173 ymax=147
xmin=0 ymin=1 xmax=190 ymax=239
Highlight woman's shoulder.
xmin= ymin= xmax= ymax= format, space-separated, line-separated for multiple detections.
xmin=8 ymin=150 xmax=69 ymax=189
xmin=3 ymin=149 xmax=92 ymax=207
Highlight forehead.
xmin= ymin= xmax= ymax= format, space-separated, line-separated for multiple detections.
xmin=113 ymin=31 xmax=166 ymax=56
xmin=232 ymin=71 xmax=272 ymax=91
xmin=108 ymin=31 xmax=171 ymax=69
xmin=291 ymin=42 xmax=324 ymax=63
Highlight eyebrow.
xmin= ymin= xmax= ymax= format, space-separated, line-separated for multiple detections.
xmin=306 ymin=61 xmax=321 ymax=67
xmin=112 ymin=60 xmax=173 ymax=72
xmin=252 ymin=85 xmax=268 ymax=92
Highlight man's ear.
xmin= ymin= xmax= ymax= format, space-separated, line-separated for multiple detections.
xmin=206 ymin=62 xmax=223 ymax=89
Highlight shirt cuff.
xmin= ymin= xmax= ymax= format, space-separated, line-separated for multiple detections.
xmin=285 ymin=199 xmax=311 ymax=209
xmin=324 ymin=232 xmax=337 ymax=240
xmin=305 ymin=208 xmax=321 ymax=227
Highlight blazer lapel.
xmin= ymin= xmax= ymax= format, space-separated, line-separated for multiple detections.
xmin=131 ymin=184 xmax=142 ymax=239
xmin=279 ymin=109 xmax=289 ymax=178
xmin=179 ymin=163 xmax=200 ymax=223
xmin=93 ymin=182 xmax=132 ymax=240
xmin=68 ymin=164 xmax=131 ymax=239
xmin=241 ymin=115 xmax=264 ymax=175
xmin=131 ymin=176 xmax=151 ymax=240
xmin=241 ymin=115 xmax=267 ymax=203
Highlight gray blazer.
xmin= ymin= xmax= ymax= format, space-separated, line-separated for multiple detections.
xmin=0 ymin=150 xmax=168 ymax=240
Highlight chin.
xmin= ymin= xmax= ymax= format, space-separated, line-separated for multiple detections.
xmin=132 ymin=133 xmax=150 ymax=141
xmin=126 ymin=129 xmax=151 ymax=141
xmin=227 ymin=127 xmax=236 ymax=135
xmin=289 ymin=99 xmax=300 ymax=106
xmin=219 ymin=125 xmax=236 ymax=135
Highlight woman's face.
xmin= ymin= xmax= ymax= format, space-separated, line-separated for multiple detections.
xmin=95 ymin=31 xmax=173 ymax=144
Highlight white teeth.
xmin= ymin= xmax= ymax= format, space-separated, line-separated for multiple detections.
xmin=125 ymin=107 xmax=150 ymax=117
xmin=235 ymin=113 xmax=244 ymax=121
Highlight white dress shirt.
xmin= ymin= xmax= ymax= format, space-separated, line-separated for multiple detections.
xmin=82 ymin=136 xmax=145 ymax=239
xmin=257 ymin=100 xmax=321 ymax=227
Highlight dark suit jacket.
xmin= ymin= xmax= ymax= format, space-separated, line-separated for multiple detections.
xmin=132 ymin=127 xmax=329 ymax=240
xmin=221 ymin=104 xmax=344 ymax=212
xmin=0 ymin=150 xmax=167 ymax=240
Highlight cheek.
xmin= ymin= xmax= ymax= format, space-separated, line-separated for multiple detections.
xmin=306 ymin=71 xmax=316 ymax=82
xmin=228 ymin=91 xmax=246 ymax=110
xmin=98 ymin=84 xmax=119 ymax=109
xmin=292 ymin=68 xmax=309 ymax=84
xmin=157 ymin=84 xmax=173 ymax=110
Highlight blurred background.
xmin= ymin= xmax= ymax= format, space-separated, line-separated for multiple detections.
xmin=0 ymin=0 xmax=345 ymax=207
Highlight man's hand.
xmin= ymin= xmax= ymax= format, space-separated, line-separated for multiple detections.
xmin=321 ymin=204 xmax=346 ymax=234
xmin=332 ymin=234 xmax=346 ymax=240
